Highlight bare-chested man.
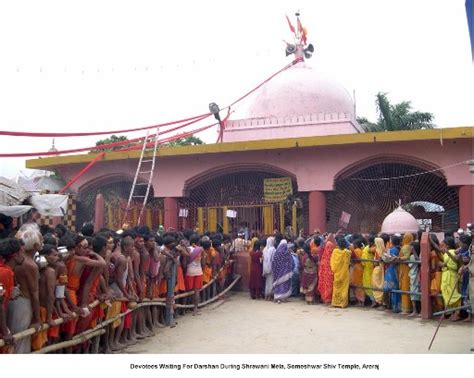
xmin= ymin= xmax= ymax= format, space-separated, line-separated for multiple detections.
xmin=10 ymin=226 xmax=42 ymax=353
xmin=32 ymin=244 xmax=58 ymax=351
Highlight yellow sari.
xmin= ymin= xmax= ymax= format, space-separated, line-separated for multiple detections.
xmin=399 ymin=234 xmax=413 ymax=313
xmin=330 ymin=247 xmax=351 ymax=308
xmin=441 ymin=250 xmax=461 ymax=307
xmin=361 ymin=245 xmax=374 ymax=299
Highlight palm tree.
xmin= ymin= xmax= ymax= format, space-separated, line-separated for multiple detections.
xmin=357 ymin=92 xmax=435 ymax=132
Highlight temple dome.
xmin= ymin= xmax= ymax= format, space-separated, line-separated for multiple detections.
xmin=246 ymin=62 xmax=355 ymax=119
xmin=381 ymin=205 xmax=420 ymax=234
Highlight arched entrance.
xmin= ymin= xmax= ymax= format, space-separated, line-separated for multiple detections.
xmin=327 ymin=157 xmax=459 ymax=233
xmin=77 ymin=175 xmax=161 ymax=230
xmin=181 ymin=164 xmax=307 ymax=236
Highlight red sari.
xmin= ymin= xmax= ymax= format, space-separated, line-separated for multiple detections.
xmin=318 ymin=242 xmax=334 ymax=304
xmin=249 ymin=251 xmax=263 ymax=290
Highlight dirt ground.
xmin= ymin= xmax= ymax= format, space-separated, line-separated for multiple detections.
xmin=125 ymin=292 xmax=472 ymax=354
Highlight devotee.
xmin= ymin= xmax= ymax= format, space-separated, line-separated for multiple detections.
xmin=351 ymin=238 xmax=365 ymax=307
xmin=299 ymin=242 xmax=318 ymax=304
xmin=318 ymin=237 xmax=335 ymax=305
xmin=383 ymin=234 xmax=401 ymax=313
xmin=249 ymin=239 xmax=263 ymax=299
xmin=371 ymin=237 xmax=386 ymax=307
xmin=430 ymin=236 xmax=462 ymax=321
xmin=32 ymin=244 xmax=58 ymax=351
xmin=330 ymin=236 xmax=351 ymax=308
xmin=429 ymin=233 xmax=444 ymax=313
xmin=8 ymin=226 xmax=42 ymax=353
xmin=0 ymin=238 xmax=21 ymax=352
xmin=458 ymin=234 xmax=472 ymax=321
xmin=272 ymin=237 xmax=293 ymax=304
xmin=262 ymin=236 xmax=276 ymax=301
xmin=290 ymin=239 xmax=301 ymax=297
xmin=361 ymin=235 xmax=376 ymax=307
xmin=182 ymin=234 xmax=203 ymax=316
xmin=408 ymin=241 xmax=421 ymax=317
xmin=399 ymin=233 xmax=414 ymax=314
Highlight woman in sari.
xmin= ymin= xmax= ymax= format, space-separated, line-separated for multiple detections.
xmin=249 ymin=240 xmax=263 ymax=299
xmin=330 ymin=236 xmax=352 ymax=308
xmin=371 ymin=237 xmax=385 ymax=307
xmin=271 ymin=239 xmax=293 ymax=303
xmin=318 ymin=240 xmax=334 ymax=304
xmin=300 ymin=243 xmax=318 ymax=304
xmin=429 ymin=234 xmax=444 ymax=312
xmin=262 ymin=237 xmax=276 ymax=301
xmin=399 ymin=233 xmax=414 ymax=313
xmin=408 ymin=241 xmax=421 ymax=317
xmin=351 ymin=238 xmax=365 ymax=306
xmin=383 ymin=235 xmax=401 ymax=313
xmin=361 ymin=235 xmax=376 ymax=307
xmin=430 ymin=235 xmax=463 ymax=320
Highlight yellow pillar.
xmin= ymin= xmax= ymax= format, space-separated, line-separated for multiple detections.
xmin=222 ymin=206 xmax=229 ymax=234
xmin=208 ymin=208 xmax=217 ymax=232
xmin=107 ymin=203 xmax=113 ymax=229
xmin=263 ymin=205 xmax=273 ymax=236
xmin=197 ymin=207 xmax=204 ymax=234
xmin=158 ymin=209 xmax=163 ymax=227
xmin=279 ymin=203 xmax=285 ymax=234
xmin=146 ymin=208 xmax=152 ymax=229
xmin=118 ymin=206 xmax=123 ymax=229
xmin=292 ymin=203 xmax=297 ymax=236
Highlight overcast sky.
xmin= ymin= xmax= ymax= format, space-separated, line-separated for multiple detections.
xmin=0 ymin=0 xmax=472 ymax=179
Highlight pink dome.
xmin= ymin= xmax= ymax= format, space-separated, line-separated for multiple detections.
xmin=246 ymin=63 xmax=355 ymax=119
xmin=381 ymin=206 xmax=420 ymax=234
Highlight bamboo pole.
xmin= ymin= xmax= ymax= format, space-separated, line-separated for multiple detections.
xmin=33 ymin=329 xmax=106 ymax=354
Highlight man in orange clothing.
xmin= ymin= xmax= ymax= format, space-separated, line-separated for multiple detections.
xmin=0 ymin=238 xmax=22 ymax=352
xmin=32 ymin=244 xmax=59 ymax=351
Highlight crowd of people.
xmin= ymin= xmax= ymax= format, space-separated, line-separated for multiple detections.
xmin=0 ymin=214 xmax=472 ymax=354
xmin=0 ymin=218 xmax=236 ymax=354
xmin=246 ymin=227 xmax=473 ymax=322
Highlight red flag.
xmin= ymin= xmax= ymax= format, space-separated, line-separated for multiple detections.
xmin=286 ymin=15 xmax=295 ymax=33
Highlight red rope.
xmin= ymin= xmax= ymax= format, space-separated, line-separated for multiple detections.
xmin=0 ymin=113 xmax=211 ymax=137
xmin=58 ymin=152 xmax=106 ymax=193
xmin=0 ymin=116 xmax=212 ymax=157
xmin=226 ymin=59 xmax=299 ymax=108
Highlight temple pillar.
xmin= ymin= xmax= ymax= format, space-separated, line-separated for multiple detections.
xmin=94 ymin=193 xmax=105 ymax=232
xmin=420 ymin=232 xmax=432 ymax=319
xmin=234 ymin=251 xmax=250 ymax=291
xmin=164 ymin=197 xmax=178 ymax=231
xmin=458 ymin=185 xmax=473 ymax=228
xmin=308 ymin=191 xmax=326 ymax=233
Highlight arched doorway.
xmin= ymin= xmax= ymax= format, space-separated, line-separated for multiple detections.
xmin=181 ymin=165 xmax=307 ymax=236
xmin=77 ymin=175 xmax=161 ymax=230
xmin=327 ymin=158 xmax=459 ymax=233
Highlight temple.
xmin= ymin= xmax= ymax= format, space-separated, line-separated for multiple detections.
xmin=25 ymin=15 xmax=473 ymax=236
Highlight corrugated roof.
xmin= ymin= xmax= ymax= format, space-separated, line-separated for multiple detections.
xmin=0 ymin=177 xmax=30 ymax=206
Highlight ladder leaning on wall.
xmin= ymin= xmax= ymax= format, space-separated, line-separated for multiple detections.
xmin=123 ymin=127 xmax=160 ymax=227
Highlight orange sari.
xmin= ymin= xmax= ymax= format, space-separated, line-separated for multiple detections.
xmin=351 ymin=247 xmax=365 ymax=302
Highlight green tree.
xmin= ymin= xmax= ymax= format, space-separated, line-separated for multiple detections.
xmin=167 ymin=136 xmax=204 ymax=147
xmin=91 ymin=135 xmax=132 ymax=153
xmin=357 ymin=92 xmax=435 ymax=132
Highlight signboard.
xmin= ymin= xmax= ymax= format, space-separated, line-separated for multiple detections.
xmin=178 ymin=208 xmax=189 ymax=218
xmin=338 ymin=211 xmax=351 ymax=229
xmin=226 ymin=209 xmax=237 ymax=218
xmin=264 ymin=177 xmax=293 ymax=203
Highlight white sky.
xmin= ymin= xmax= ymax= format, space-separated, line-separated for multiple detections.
xmin=0 ymin=0 xmax=473 ymax=179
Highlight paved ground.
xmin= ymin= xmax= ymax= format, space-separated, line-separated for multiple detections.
xmin=125 ymin=292 xmax=472 ymax=354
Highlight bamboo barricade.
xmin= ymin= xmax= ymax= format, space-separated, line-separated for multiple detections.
xmin=0 ymin=260 xmax=239 ymax=353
